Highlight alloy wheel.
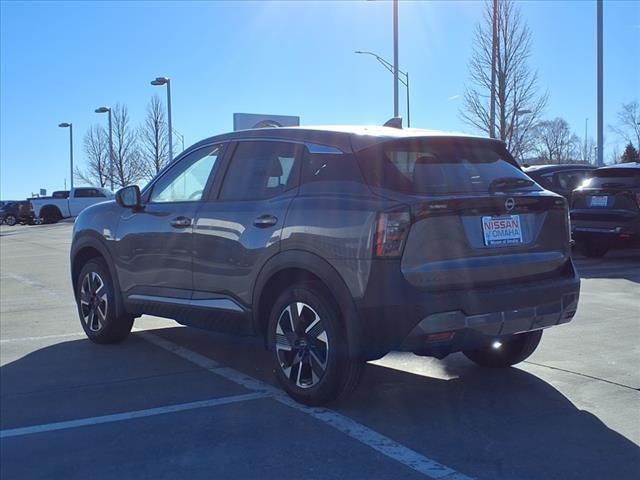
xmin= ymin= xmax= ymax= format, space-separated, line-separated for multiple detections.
xmin=275 ymin=302 xmax=329 ymax=388
xmin=79 ymin=271 xmax=108 ymax=332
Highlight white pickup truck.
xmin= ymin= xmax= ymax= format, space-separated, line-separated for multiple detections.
xmin=30 ymin=187 xmax=114 ymax=224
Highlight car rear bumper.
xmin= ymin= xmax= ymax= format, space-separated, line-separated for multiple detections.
xmin=355 ymin=259 xmax=580 ymax=360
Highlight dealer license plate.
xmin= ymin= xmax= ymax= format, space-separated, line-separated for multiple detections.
xmin=482 ymin=215 xmax=523 ymax=246
xmin=590 ymin=196 xmax=608 ymax=207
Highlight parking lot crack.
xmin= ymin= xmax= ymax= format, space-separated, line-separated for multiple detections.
xmin=523 ymin=361 xmax=639 ymax=391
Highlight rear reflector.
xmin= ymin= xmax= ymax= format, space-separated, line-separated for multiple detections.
xmin=425 ymin=332 xmax=454 ymax=342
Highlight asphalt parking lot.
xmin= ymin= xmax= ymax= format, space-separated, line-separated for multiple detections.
xmin=1 ymin=222 xmax=639 ymax=480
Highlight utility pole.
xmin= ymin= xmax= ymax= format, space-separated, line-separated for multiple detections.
xmin=393 ymin=0 xmax=399 ymax=119
xmin=597 ymin=0 xmax=604 ymax=166
xmin=489 ymin=0 xmax=498 ymax=139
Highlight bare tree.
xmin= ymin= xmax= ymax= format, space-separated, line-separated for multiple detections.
xmin=460 ymin=0 xmax=547 ymax=159
xmin=74 ymin=125 xmax=110 ymax=187
xmin=111 ymin=104 xmax=143 ymax=188
xmin=139 ymin=95 xmax=170 ymax=181
xmin=533 ymin=118 xmax=581 ymax=163
xmin=609 ymin=101 xmax=640 ymax=149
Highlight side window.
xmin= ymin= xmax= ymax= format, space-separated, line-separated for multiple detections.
xmin=301 ymin=150 xmax=363 ymax=184
xmin=219 ymin=141 xmax=299 ymax=200
xmin=538 ymin=173 xmax=555 ymax=188
xmin=150 ymin=144 xmax=222 ymax=203
xmin=75 ymin=188 xmax=105 ymax=198
xmin=556 ymin=171 xmax=589 ymax=191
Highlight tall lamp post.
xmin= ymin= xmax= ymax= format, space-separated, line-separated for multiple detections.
xmin=95 ymin=107 xmax=114 ymax=191
xmin=151 ymin=76 xmax=173 ymax=161
xmin=58 ymin=123 xmax=74 ymax=190
xmin=355 ymin=50 xmax=411 ymax=127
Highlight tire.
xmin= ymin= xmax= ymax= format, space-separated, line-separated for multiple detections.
xmin=75 ymin=258 xmax=134 ymax=344
xmin=580 ymin=241 xmax=609 ymax=258
xmin=463 ymin=330 xmax=543 ymax=368
xmin=4 ymin=214 xmax=17 ymax=226
xmin=41 ymin=206 xmax=62 ymax=224
xmin=267 ymin=282 xmax=364 ymax=406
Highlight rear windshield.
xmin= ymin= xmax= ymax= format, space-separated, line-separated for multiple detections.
xmin=584 ymin=168 xmax=640 ymax=188
xmin=356 ymin=138 xmax=536 ymax=195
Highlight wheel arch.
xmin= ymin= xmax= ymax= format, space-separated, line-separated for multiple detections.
xmin=71 ymin=235 xmax=126 ymax=318
xmin=40 ymin=204 xmax=63 ymax=222
xmin=252 ymin=250 xmax=363 ymax=360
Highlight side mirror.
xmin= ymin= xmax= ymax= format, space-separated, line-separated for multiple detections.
xmin=116 ymin=185 xmax=141 ymax=209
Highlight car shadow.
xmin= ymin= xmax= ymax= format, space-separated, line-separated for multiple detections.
xmin=1 ymin=327 xmax=639 ymax=480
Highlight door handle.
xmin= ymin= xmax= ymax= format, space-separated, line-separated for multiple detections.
xmin=253 ymin=214 xmax=278 ymax=228
xmin=170 ymin=216 xmax=192 ymax=228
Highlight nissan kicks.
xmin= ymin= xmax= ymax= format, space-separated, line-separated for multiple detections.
xmin=71 ymin=125 xmax=580 ymax=405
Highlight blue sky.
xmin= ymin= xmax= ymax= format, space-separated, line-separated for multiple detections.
xmin=1 ymin=0 xmax=639 ymax=199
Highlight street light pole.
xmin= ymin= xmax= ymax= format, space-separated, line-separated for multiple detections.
xmin=355 ymin=50 xmax=410 ymax=127
xmin=393 ymin=0 xmax=399 ymax=118
xmin=58 ymin=122 xmax=73 ymax=190
xmin=597 ymin=0 xmax=604 ymax=166
xmin=405 ymin=72 xmax=410 ymax=128
xmin=151 ymin=77 xmax=173 ymax=161
xmin=95 ymin=107 xmax=114 ymax=191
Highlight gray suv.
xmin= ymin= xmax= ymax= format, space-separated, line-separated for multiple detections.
xmin=71 ymin=125 xmax=581 ymax=405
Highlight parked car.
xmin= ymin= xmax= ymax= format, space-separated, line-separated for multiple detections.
xmin=30 ymin=187 xmax=113 ymax=224
xmin=570 ymin=162 xmax=640 ymax=257
xmin=524 ymin=164 xmax=596 ymax=199
xmin=0 ymin=200 xmax=34 ymax=226
xmin=71 ymin=125 xmax=580 ymax=405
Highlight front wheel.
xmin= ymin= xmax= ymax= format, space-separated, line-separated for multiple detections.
xmin=4 ymin=214 xmax=17 ymax=226
xmin=76 ymin=259 xmax=134 ymax=344
xmin=267 ymin=282 xmax=363 ymax=406
xmin=463 ymin=330 xmax=543 ymax=368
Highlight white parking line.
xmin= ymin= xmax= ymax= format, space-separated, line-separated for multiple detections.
xmin=0 ymin=333 xmax=85 ymax=344
xmin=138 ymin=331 xmax=473 ymax=480
xmin=0 ymin=392 xmax=269 ymax=439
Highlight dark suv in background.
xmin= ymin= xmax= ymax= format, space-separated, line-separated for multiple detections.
xmin=571 ymin=162 xmax=640 ymax=257
xmin=524 ymin=164 xmax=596 ymax=199
xmin=71 ymin=125 xmax=580 ymax=405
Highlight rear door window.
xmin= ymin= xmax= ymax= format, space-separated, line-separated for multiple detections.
xmin=219 ymin=141 xmax=300 ymax=200
xmin=301 ymin=150 xmax=364 ymax=185
xmin=356 ymin=139 xmax=537 ymax=195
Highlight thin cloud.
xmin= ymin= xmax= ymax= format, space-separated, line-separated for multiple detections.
xmin=447 ymin=94 xmax=461 ymax=101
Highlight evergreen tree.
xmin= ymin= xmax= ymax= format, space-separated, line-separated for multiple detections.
xmin=621 ymin=142 xmax=639 ymax=163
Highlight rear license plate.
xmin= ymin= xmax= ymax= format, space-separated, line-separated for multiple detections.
xmin=590 ymin=195 xmax=608 ymax=207
xmin=482 ymin=215 xmax=523 ymax=246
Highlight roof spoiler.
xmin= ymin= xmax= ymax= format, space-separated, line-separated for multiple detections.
xmin=383 ymin=117 xmax=403 ymax=129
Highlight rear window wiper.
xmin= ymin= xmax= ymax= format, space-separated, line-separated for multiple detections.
xmin=489 ymin=177 xmax=535 ymax=192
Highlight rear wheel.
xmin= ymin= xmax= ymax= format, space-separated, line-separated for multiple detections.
xmin=76 ymin=259 xmax=133 ymax=344
xmin=267 ymin=282 xmax=363 ymax=406
xmin=580 ymin=241 xmax=609 ymax=258
xmin=4 ymin=214 xmax=17 ymax=226
xmin=463 ymin=330 xmax=543 ymax=368
xmin=41 ymin=206 xmax=62 ymax=224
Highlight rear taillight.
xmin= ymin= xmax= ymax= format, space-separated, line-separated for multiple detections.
xmin=635 ymin=193 xmax=640 ymax=209
xmin=374 ymin=210 xmax=411 ymax=258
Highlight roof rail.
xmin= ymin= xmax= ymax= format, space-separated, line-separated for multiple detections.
xmin=383 ymin=117 xmax=403 ymax=129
